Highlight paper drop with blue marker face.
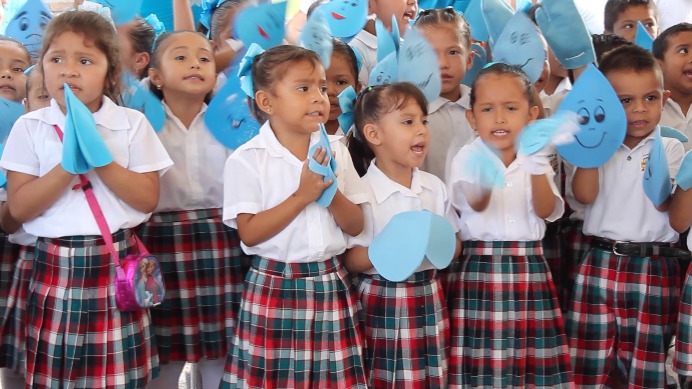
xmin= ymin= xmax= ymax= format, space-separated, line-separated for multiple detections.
xmin=635 ymin=21 xmax=654 ymax=52
xmin=315 ymin=0 xmax=368 ymax=39
xmin=491 ymin=12 xmax=546 ymax=83
xmin=556 ymin=64 xmax=627 ymax=168
xmin=0 ymin=98 xmax=25 ymax=144
xmin=643 ymin=128 xmax=672 ymax=207
xmin=234 ymin=1 xmax=287 ymax=50
xmin=4 ymin=0 xmax=52 ymax=61
xmin=91 ymin=0 xmax=143 ymax=25
xmin=369 ymin=51 xmax=398 ymax=86
xmin=398 ymin=28 xmax=442 ymax=103
xmin=298 ymin=10 xmax=333 ymax=69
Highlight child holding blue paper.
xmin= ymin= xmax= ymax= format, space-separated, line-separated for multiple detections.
xmin=568 ymin=45 xmax=685 ymax=388
xmin=221 ymin=45 xmax=368 ymax=389
xmin=446 ymin=63 xmax=572 ymax=388
xmin=344 ymin=82 xmax=461 ymax=388
xmin=0 ymin=10 xmax=172 ymax=388
xmin=116 ymin=16 xmax=156 ymax=79
xmin=325 ymin=39 xmax=361 ymax=137
xmin=141 ymin=30 xmax=249 ymax=389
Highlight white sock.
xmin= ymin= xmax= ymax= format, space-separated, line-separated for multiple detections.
xmin=198 ymin=359 xmax=226 ymax=389
xmin=0 ymin=368 xmax=26 ymax=389
xmin=146 ymin=361 xmax=186 ymax=389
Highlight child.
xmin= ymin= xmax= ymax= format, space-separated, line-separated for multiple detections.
xmin=672 ymin=166 xmax=692 ymax=386
xmin=604 ymin=0 xmax=659 ymax=42
xmin=414 ymin=7 xmax=475 ymax=182
xmin=0 ymin=36 xmax=29 ymax=103
xmin=344 ymin=82 xmax=461 ymax=388
xmin=350 ymin=0 xmax=418 ymax=84
xmin=654 ymin=22 xmax=692 ymax=151
xmin=325 ymin=39 xmax=360 ymax=137
xmin=141 ymin=30 xmax=247 ymax=389
xmin=221 ymin=45 xmax=368 ymax=388
xmin=446 ymin=63 xmax=572 ymax=388
xmin=568 ymin=45 xmax=686 ymax=388
xmin=23 ymin=66 xmax=51 ymax=112
xmin=0 ymin=10 xmax=173 ymax=388
xmin=116 ymin=16 xmax=155 ymax=79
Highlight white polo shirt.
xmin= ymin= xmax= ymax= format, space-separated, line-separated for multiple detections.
xmin=348 ymin=162 xmax=459 ymax=274
xmin=422 ymin=84 xmax=475 ymax=183
xmin=349 ymin=29 xmax=377 ymax=85
xmin=563 ymin=161 xmax=587 ymax=221
xmin=0 ymin=98 xmax=173 ymax=238
xmin=0 ymin=189 xmax=36 ymax=246
xmin=661 ymin=98 xmax=692 ymax=151
xmin=448 ymin=138 xmax=565 ymax=241
xmin=583 ymin=131 xmax=685 ymax=242
xmin=155 ymin=102 xmax=232 ymax=212
xmin=223 ymin=121 xmax=369 ymax=263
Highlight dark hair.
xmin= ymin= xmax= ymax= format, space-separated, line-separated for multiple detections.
xmin=0 ymin=36 xmax=30 ymax=64
xmin=348 ymin=82 xmax=429 ymax=177
xmin=414 ymin=7 xmax=471 ymax=51
xmin=469 ymin=63 xmax=533 ymax=107
xmin=604 ymin=0 xmax=658 ymax=32
xmin=599 ymin=44 xmax=663 ymax=86
xmin=248 ymin=45 xmax=322 ymax=122
xmin=331 ymin=38 xmax=359 ymax=83
xmin=126 ymin=16 xmax=156 ymax=79
xmin=209 ymin=0 xmax=247 ymax=43
xmin=592 ymin=33 xmax=632 ymax=62
xmin=653 ymin=22 xmax=692 ymax=59
xmin=40 ymin=11 xmax=122 ymax=103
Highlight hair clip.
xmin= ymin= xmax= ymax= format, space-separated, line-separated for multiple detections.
xmin=199 ymin=0 xmax=224 ymax=31
xmin=357 ymin=86 xmax=374 ymax=98
xmin=144 ymin=14 xmax=165 ymax=39
xmin=237 ymin=43 xmax=265 ymax=99
xmin=337 ymin=86 xmax=357 ymax=137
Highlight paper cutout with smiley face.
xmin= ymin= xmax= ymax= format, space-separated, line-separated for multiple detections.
xmin=642 ymin=127 xmax=672 ymax=207
xmin=4 ymin=0 xmax=52 ymax=61
xmin=635 ymin=21 xmax=654 ymax=52
xmin=314 ymin=0 xmax=368 ymax=40
xmin=234 ymin=1 xmax=287 ymax=50
xmin=491 ymin=12 xmax=546 ymax=83
xmin=91 ymin=0 xmax=142 ymax=25
xmin=298 ymin=10 xmax=333 ymax=69
xmin=556 ymin=64 xmax=627 ymax=168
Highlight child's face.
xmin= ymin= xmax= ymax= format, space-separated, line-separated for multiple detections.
xmin=420 ymin=25 xmax=471 ymax=101
xmin=370 ymin=0 xmax=417 ymax=37
xmin=24 ymin=70 xmax=50 ymax=112
xmin=326 ymin=52 xmax=358 ymax=123
xmin=606 ymin=68 xmax=668 ymax=144
xmin=534 ymin=36 xmax=550 ymax=93
xmin=149 ymin=32 xmax=216 ymax=99
xmin=115 ymin=22 xmax=139 ymax=76
xmin=0 ymin=41 xmax=29 ymax=103
xmin=610 ymin=5 xmax=658 ymax=42
xmin=466 ymin=73 xmax=538 ymax=154
xmin=42 ymin=31 xmax=109 ymax=113
xmin=372 ymin=99 xmax=429 ymax=169
xmin=658 ymin=31 xmax=692 ymax=98
xmin=261 ymin=60 xmax=329 ymax=134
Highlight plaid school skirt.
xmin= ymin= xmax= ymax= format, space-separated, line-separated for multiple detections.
xmin=0 ymin=233 xmax=20 ymax=328
xmin=221 ymin=256 xmax=368 ymax=389
xmin=26 ymin=229 xmax=159 ymax=389
xmin=561 ymin=220 xmax=591 ymax=311
xmin=359 ymin=270 xmax=449 ymax=389
xmin=567 ymin=245 xmax=679 ymax=388
xmin=0 ymin=245 xmax=33 ymax=373
xmin=543 ymin=220 xmax=566 ymax=311
xmin=677 ymin=262 xmax=692 ymax=376
xmin=137 ymin=208 xmax=250 ymax=363
xmin=448 ymin=240 xmax=573 ymax=388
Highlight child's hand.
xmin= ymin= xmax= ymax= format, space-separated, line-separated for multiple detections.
xmin=295 ymin=146 xmax=333 ymax=204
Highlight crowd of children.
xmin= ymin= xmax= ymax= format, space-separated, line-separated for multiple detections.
xmin=0 ymin=0 xmax=689 ymax=388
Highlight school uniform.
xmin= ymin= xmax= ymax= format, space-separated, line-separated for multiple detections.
xmin=676 ymin=232 xmax=692 ymax=378
xmin=662 ymin=98 xmax=692 ymax=151
xmin=137 ymin=102 xmax=250 ymax=364
xmin=349 ymin=30 xmax=377 ymax=86
xmin=349 ymin=162 xmax=457 ymax=388
xmin=0 ymin=97 xmax=173 ymax=389
xmin=447 ymin=138 xmax=572 ymax=388
xmin=220 ymin=122 xmax=369 ymax=389
xmin=567 ymin=130 xmax=686 ymax=388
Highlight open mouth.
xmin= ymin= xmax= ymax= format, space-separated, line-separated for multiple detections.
xmin=574 ymin=130 xmax=606 ymax=149
xmin=491 ymin=130 xmax=509 ymax=137
xmin=411 ymin=143 xmax=425 ymax=155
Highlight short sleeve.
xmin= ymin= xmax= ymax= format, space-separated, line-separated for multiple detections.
xmin=439 ymin=183 xmax=460 ymax=233
xmin=542 ymin=169 xmax=566 ymax=222
xmin=665 ymin=138 xmax=685 ymax=178
xmin=334 ymin=141 xmax=368 ymax=205
xmin=126 ymin=112 xmax=173 ymax=175
xmin=223 ymin=152 xmax=264 ymax=228
xmin=0 ymin=118 xmax=41 ymax=176
xmin=346 ymin=200 xmax=375 ymax=248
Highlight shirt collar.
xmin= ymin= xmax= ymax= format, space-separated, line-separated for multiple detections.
xmin=354 ymin=30 xmax=377 ymax=50
xmin=622 ymin=126 xmax=659 ymax=152
xmin=246 ymin=121 xmax=324 ymax=162
xmin=428 ymin=84 xmax=471 ymax=114
xmin=41 ymin=97 xmax=130 ymax=131
xmin=366 ymin=160 xmax=432 ymax=204
xmin=162 ymin=101 xmax=208 ymax=130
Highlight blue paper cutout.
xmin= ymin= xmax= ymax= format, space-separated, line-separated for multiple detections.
xmin=464 ymin=0 xmax=489 ymax=42
xmin=368 ymin=51 xmax=398 ymax=86
xmin=376 ymin=17 xmax=399 ymax=63
xmin=337 ymin=86 xmax=356 ymax=135
xmin=199 ymin=0 xmax=224 ymax=30
xmin=480 ymin=0 xmax=514 ymax=45
xmin=4 ymin=0 xmax=53 ymax=61
xmin=144 ymin=14 xmax=165 ymax=38
xmin=237 ymin=44 xmax=265 ymax=98
xmin=465 ymin=142 xmax=505 ymax=188
xmin=64 ymin=84 xmax=113 ymax=170
xmin=0 ymin=98 xmax=24 ymax=144
xmin=661 ymin=126 xmax=688 ymax=143
xmin=298 ymin=10 xmax=333 ymax=69
xmin=643 ymin=128 xmax=672 ymax=207
xmin=676 ymin=151 xmax=692 ymax=191
xmin=517 ymin=111 xmax=579 ymax=155
xmin=491 ymin=12 xmax=546 ymax=83
xmin=120 ymin=73 xmax=166 ymax=132
xmin=462 ymin=43 xmax=486 ymax=86
xmin=91 ymin=0 xmax=142 ymax=25
xmin=308 ymin=123 xmax=338 ymax=207
xmin=61 ymin=90 xmax=91 ymax=175
xmin=398 ymin=28 xmax=442 ymax=103
xmin=368 ymin=210 xmax=456 ymax=282
xmin=635 ymin=21 xmax=654 ymax=52
xmin=0 ymin=145 xmax=6 ymax=189
xmin=314 ymin=0 xmax=368 ymax=39
xmin=205 ymin=62 xmax=262 ymax=149
xmin=234 ymin=1 xmax=287 ymax=50
xmin=556 ymin=65 xmax=627 ymax=168
xmin=535 ymin=0 xmax=596 ymax=69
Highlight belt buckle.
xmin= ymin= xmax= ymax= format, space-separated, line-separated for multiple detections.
xmin=613 ymin=240 xmax=630 ymax=256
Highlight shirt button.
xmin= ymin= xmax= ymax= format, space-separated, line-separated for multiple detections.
xmin=627 ymin=156 xmax=632 ymax=161
xmin=506 ymin=182 xmax=513 ymax=187
xmin=508 ymin=219 xmax=515 ymax=223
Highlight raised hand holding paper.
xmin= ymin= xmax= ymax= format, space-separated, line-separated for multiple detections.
xmin=534 ymin=0 xmax=596 ymax=68
xmin=397 ymin=28 xmax=442 ymax=103
xmin=465 ymin=143 xmax=505 ymax=188
xmin=491 ymin=12 xmax=546 ymax=83
xmin=315 ymin=0 xmax=368 ymax=40
xmin=4 ymin=0 xmax=53 ymax=61
xmin=516 ymin=111 xmax=579 ymax=156
xmin=677 ymin=151 xmax=692 ymax=191
xmin=121 ymin=73 xmax=165 ymax=132
xmin=338 ymin=86 xmax=357 ymax=136
xmin=234 ymin=1 xmax=287 ymax=50
xmin=64 ymin=84 xmax=113 ymax=170
xmin=298 ymin=10 xmax=333 ymax=69
xmin=308 ymin=124 xmax=338 ymax=207
xmin=0 ymin=98 xmax=24 ymax=144
xmin=635 ymin=21 xmax=654 ymax=52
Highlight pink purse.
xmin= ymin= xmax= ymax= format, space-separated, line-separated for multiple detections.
xmin=53 ymin=125 xmax=165 ymax=311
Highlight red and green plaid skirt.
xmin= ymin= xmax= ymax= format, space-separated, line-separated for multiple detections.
xmin=137 ymin=208 xmax=250 ymax=363
xmin=561 ymin=219 xmax=591 ymax=311
xmin=221 ymin=256 xmax=367 ymax=389
xmin=26 ymin=229 xmax=159 ymax=389
xmin=0 ymin=245 xmax=33 ymax=373
xmin=448 ymin=240 xmax=573 ymax=388
xmin=0 ymin=233 xmax=20 ymax=331
xmin=359 ymin=270 xmax=449 ymax=389
xmin=677 ymin=261 xmax=692 ymax=377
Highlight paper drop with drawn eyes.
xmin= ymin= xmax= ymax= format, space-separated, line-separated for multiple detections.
xmin=369 ymin=51 xmax=399 ymax=86
xmin=556 ymin=64 xmax=627 ymax=168
xmin=234 ymin=1 xmax=287 ymax=50
xmin=298 ymin=10 xmax=333 ymax=69
xmin=0 ymin=98 xmax=25 ymax=144
xmin=643 ymin=128 xmax=672 ymax=207
xmin=491 ymin=12 xmax=546 ymax=83
xmin=315 ymin=0 xmax=368 ymax=40
xmin=398 ymin=28 xmax=442 ymax=103
xmin=480 ymin=0 xmax=514 ymax=45
xmin=635 ymin=21 xmax=654 ymax=52
xmin=91 ymin=0 xmax=143 ymax=25
xmin=4 ymin=0 xmax=52 ymax=61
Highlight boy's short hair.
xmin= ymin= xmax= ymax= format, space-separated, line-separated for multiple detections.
xmin=652 ymin=22 xmax=692 ymax=59
xmin=604 ymin=0 xmax=658 ymax=32
xmin=599 ymin=44 xmax=664 ymax=86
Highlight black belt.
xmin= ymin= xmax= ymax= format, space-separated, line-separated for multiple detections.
xmin=590 ymin=237 xmax=691 ymax=258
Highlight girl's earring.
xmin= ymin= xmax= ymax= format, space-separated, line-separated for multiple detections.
xmin=156 ymin=85 xmax=162 ymax=90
